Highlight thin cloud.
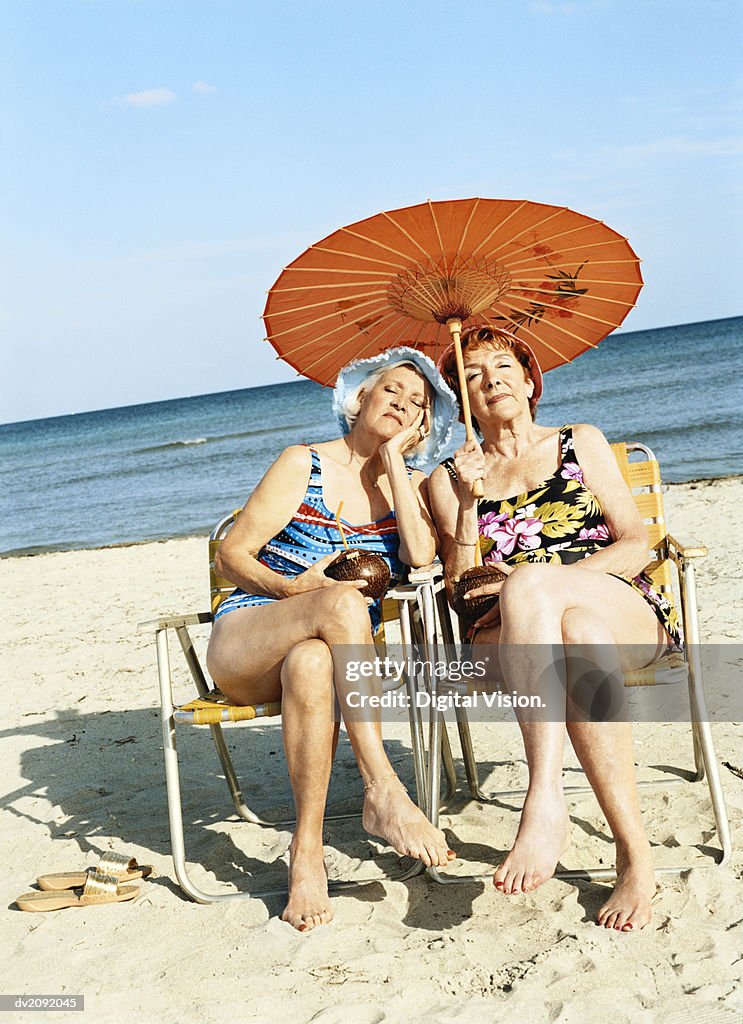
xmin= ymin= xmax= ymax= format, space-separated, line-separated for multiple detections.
xmin=605 ymin=136 xmax=743 ymax=159
xmin=192 ymin=81 xmax=217 ymax=95
xmin=555 ymin=135 xmax=743 ymax=163
xmin=117 ymin=87 xmax=178 ymax=108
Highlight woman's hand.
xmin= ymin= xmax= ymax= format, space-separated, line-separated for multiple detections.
xmin=453 ymin=438 xmax=486 ymax=507
xmin=285 ymin=552 xmax=370 ymax=597
xmin=463 ymin=561 xmax=513 ymax=628
xmin=379 ymin=406 xmax=429 ymax=462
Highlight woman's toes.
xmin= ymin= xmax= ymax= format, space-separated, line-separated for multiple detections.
xmin=433 ymin=843 xmax=450 ymax=867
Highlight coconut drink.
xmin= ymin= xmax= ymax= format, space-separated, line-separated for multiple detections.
xmin=324 ymin=502 xmax=391 ymax=602
xmin=451 ymin=564 xmax=507 ymax=624
xmin=324 ymin=549 xmax=391 ymax=601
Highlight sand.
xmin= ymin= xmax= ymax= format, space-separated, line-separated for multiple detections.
xmin=2 ymin=477 xmax=741 ymax=1023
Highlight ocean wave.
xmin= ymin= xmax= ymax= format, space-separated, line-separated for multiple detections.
xmin=131 ymin=422 xmax=316 ymax=455
xmin=133 ymin=437 xmax=208 ymax=453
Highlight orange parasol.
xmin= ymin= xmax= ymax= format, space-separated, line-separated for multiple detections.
xmin=262 ymin=197 xmax=642 ymax=491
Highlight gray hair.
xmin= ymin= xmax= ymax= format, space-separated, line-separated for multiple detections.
xmin=340 ymin=360 xmax=431 ymax=456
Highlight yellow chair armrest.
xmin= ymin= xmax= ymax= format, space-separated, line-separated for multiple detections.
xmin=666 ymin=533 xmax=708 ymax=560
xmin=138 ymin=611 xmax=213 ymax=632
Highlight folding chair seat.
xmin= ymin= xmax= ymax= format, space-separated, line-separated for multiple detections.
xmin=140 ymin=511 xmax=455 ymax=903
xmin=418 ymin=441 xmax=732 ymax=884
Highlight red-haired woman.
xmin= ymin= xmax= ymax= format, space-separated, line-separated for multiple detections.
xmin=430 ymin=326 xmax=679 ymax=932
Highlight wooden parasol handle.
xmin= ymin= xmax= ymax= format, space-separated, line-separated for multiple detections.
xmin=447 ymin=319 xmax=484 ymax=501
xmin=447 ymin=318 xmax=483 ymax=567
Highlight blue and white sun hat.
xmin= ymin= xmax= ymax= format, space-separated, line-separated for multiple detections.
xmin=332 ymin=346 xmax=458 ymax=469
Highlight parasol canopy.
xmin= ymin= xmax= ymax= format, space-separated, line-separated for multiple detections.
xmin=262 ymin=196 xmax=643 ymax=387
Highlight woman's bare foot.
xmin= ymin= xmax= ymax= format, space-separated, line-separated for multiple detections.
xmin=493 ymin=787 xmax=571 ymax=894
xmin=597 ymin=841 xmax=655 ymax=931
xmin=361 ymin=775 xmax=455 ymax=867
xmin=280 ymin=838 xmax=334 ymax=933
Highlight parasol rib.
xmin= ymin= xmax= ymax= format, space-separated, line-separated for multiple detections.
xmin=491 ymin=311 xmax=590 ymax=360
xmin=265 ymin=289 xmax=390 ymax=318
xmin=506 ymin=285 xmax=643 ymax=308
xmin=269 ymin=278 xmax=392 ymax=292
xmin=500 ymin=297 xmax=631 ymax=334
xmin=299 ymin=310 xmax=411 ymax=378
xmin=454 ymin=197 xmax=481 ymax=259
xmin=265 ymin=296 xmax=391 ymax=342
xmin=470 ymin=206 xmax=568 ymax=262
xmin=305 ymin=247 xmax=410 ymax=271
xmin=503 ymin=294 xmax=639 ymax=331
xmin=380 ymin=210 xmax=443 ymax=262
xmin=426 ymin=199 xmax=448 ymax=263
xmin=338 ymin=225 xmax=428 ymax=264
xmin=466 ymin=200 xmax=531 ymax=258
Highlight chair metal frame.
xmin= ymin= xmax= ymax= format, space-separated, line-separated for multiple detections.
xmin=141 ymin=514 xmax=456 ymax=903
xmin=418 ymin=442 xmax=732 ymax=884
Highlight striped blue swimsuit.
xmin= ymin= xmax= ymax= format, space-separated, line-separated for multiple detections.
xmin=214 ymin=446 xmax=406 ymax=632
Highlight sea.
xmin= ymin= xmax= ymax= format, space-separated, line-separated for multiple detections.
xmin=1 ymin=316 xmax=741 ymax=558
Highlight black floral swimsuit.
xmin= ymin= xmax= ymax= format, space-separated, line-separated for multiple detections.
xmin=442 ymin=425 xmax=680 ymax=646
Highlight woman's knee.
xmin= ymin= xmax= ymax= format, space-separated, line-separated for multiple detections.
xmin=316 ymin=584 xmax=371 ymax=628
xmin=281 ymin=639 xmax=333 ymax=692
xmin=499 ymin=564 xmax=563 ymax=617
xmin=561 ymin=607 xmax=614 ymax=647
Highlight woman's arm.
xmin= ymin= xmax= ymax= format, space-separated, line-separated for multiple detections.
xmin=379 ymin=426 xmax=437 ymax=567
xmin=428 ymin=444 xmax=483 ymax=592
xmin=215 ymin=446 xmax=366 ymax=598
xmin=570 ymin=424 xmax=652 ymax=578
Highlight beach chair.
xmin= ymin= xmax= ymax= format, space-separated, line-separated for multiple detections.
xmin=420 ymin=441 xmax=732 ymax=883
xmin=140 ymin=511 xmax=455 ymax=904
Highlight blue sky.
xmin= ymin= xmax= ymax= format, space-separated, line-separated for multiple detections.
xmin=2 ymin=0 xmax=741 ymax=423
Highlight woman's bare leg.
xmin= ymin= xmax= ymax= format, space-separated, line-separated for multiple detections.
xmin=482 ymin=565 xmax=662 ymax=928
xmin=278 ymin=640 xmax=337 ymax=932
xmin=207 ymin=585 xmax=453 ymax=877
xmin=485 ymin=579 xmax=571 ymax=897
xmin=562 ymin=607 xmax=659 ymax=931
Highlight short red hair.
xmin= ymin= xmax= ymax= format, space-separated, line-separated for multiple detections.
xmin=439 ymin=325 xmax=541 ymax=428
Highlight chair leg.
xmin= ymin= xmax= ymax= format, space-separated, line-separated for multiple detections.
xmin=680 ymin=560 xmax=732 ymax=866
xmin=174 ymin=623 xmax=357 ymax=827
xmin=454 ymin=706 xmax=488 ymax=800
xmin=157 ymin=628 xmax=286 ymax=902
xmin=157 ymin=627 xmax=424 ymax=900
xmin=174 ymin=624 xmax=294 ymax=826
xmin=399 ymin=597 xmax=428 ymax=810
xmin=440 ymin=724 xmax=457 ymax=803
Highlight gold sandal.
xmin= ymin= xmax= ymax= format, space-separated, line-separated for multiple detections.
xmin=16 ymin=870 xmax=139 ymax=913
xmin=37 ymin=851 xmax=154 ymax=891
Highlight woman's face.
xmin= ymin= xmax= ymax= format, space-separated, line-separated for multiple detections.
xmin=462 ymin=344 xmax=533 ymax=424
xmin=358 ymin=365 xmax=430 ymax=439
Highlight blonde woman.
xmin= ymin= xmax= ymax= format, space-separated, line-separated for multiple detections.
xmin=207 ymin=348 xmax=457 ymax=932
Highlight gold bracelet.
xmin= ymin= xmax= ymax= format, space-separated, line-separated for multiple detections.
xmin=363 ymin=772 xmax=404 ymax=793
xmin=452 ymin=538 xmax=477 ymax=547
